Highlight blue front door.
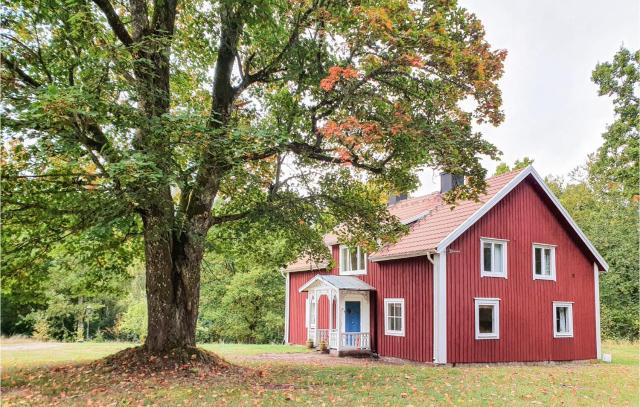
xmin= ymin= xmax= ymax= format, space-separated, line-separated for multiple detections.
xmin=345 ymin=301 xmax=361 ymax=333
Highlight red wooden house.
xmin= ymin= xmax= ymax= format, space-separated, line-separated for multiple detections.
xmin=283 ymin=166 xmax=607 ymax=364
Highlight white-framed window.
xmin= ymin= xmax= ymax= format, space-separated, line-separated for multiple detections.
xmin=553 ymin=302 xmax=574 ymax=338
xmin=305 ymin=296 xmax=316 ymax=328
xmin=533 ymin=244 xmax=556 ymax=281
xmin=339 ymin=245 xmax=367 ymax=275
xmin=480 ymin=238 xmax=508 ymax=278
xmin=384 ymin=298 xmax=405 ymax=336
xmin=475 ymin=298 xmax=500 ymax=340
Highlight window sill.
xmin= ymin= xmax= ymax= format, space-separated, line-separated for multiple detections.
xmin=533 ymin=275 xmax=556 ymax=281
xmin=340 ymin=270 xmax=367 ymax=276
xmin=384 ymin=331 xmax=405 ymax=337
xmin=475 ymin=335 xmax=500 ymax=340
xmin=480 ymin=273 xmax=507 ymax=279
xmin=553 ymin=333 xmax=574 ymax=338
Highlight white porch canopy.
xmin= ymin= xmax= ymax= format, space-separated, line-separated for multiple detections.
xmin=299 ymin=275 xmax=375 ymax=352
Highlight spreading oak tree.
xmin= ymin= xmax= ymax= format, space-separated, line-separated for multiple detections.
xmin=2 ymin=0 xmax=505 ymax=353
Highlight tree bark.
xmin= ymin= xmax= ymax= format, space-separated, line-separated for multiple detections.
xmin=142 ymin=209 xmax=207 ymax=352
xmin=140 ymin=3 xmax=239 ymax=353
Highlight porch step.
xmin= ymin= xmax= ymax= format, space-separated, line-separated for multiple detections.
xmin=329 ymin=348 xmax=373 ymax=358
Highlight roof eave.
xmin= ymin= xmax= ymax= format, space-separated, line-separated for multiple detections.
xmin=434 ymin=166 xmax=608 ymax=271
xmin=369 ymin=249 xmax=436 ymax=263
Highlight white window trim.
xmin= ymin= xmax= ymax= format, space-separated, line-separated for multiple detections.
xmin=384 ymin=298 xmax=405 ymax=337
xmin=475 ymin=297 xmax=500 ymax=340
xmin=339 ymin=245 xmax=367 ymax=275
xmin=553 ymin=301 xmax=574 ymax=338
xmin=305 ymin=297 xmax=309 ymax=328
xmin=532 ymin=243 xmax=557 ymax=281
xmin=307 ymin=295 xmax=316 ymax=328
xmin=480 ymin=238 xmax=508 ymax=278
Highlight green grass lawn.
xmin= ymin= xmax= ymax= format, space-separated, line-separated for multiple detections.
xmin=1 ymin=339 xmax=638 ymax=406
xmin=0 ymin=340 xmax=307 ymax=371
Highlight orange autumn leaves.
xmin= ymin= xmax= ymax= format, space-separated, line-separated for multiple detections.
xmin=319 ymin=66 xmax=359 ymax=91
xmin=319 ymin=107 xmax=413 ymax=165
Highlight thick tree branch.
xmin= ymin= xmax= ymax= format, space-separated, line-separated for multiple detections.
xmin=1 ymin=34 xmax=53 ymax=83
xmin=92 ymin=0 xmax=133 ymax=46
xmin=209 ymin=210 xmax=252 ymax=226
xmin=1 ymin=54 xmax=41 ymax=87
xmin=287 ymin=141 xmax=389 ymax=174
xmin=236 ymin=2 xmax=319 ymax=93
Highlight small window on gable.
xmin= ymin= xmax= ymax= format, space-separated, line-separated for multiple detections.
xmin=339 ymin=246 xmax=367 ymax=275
xmin=475 ymin=298 xmax=500 ymax=340
xmin=384 ymin=298 xmax=405 ymax=336
xmin=553 ymin=302 xmax=573 ymax=338
xmin=480 ymin=238 xmax=508 ymax=278
xmin=533 ymin=244 xmax=556 ymax=281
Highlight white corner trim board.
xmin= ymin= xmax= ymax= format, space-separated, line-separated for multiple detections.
xmin=594 ymin=262 xmax=602 ymax=359
xmin=435 ymin=166 xmax=608 ymax=271
xmin=433 ymin=249 xmax=447 ymax=364
xmin=283 ymin=270 xmax=290 ymax=344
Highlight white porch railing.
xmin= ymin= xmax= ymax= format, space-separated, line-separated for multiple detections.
xmin=341 ymin=332 xmax=370 ymax=350
xmin=329 ymin=329 xmax=338 ymax=349
xmin=317 ymin=329 xmax=330 ymax=344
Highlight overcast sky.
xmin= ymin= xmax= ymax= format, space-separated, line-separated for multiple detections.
xmin=415 ymin=0 xmax=640 ymax=195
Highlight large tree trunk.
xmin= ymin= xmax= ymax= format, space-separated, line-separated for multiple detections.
xmin=137 ymin=4 xmax=238 ymax=354
xmin=142 ymin=210 xmax=206 ymax=353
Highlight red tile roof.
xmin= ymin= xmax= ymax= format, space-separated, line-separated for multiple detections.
xmin=369 ymin=168 xmax=524 ymax=260
xmin=285 ymin=165 xmax=608 ymax=272
xmin=285 ymin=168 xmax=526 ymax=270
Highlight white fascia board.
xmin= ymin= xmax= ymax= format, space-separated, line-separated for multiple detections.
xmin=436 ymin=167 xmax=532 ymax=252
xmin=369 ymin=250 xmax=436 ymax=263
xmin=528 ymin=167 xmax=608 ymax=271
xmin=285 ymin=262 xmax=329 ymax=273
xmin=298 ymin=275 xmax=324 ymax=293
xmin=435 ymin=166 xmax=608 ymax=271
xmin=297 ymin=274 xmax=341 ymax=293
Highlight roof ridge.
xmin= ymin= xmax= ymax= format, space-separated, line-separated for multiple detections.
xmin=388 ymin=191 xmax=440 ymax=209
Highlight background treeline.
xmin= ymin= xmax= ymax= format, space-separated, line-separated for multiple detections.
xmin=2 ymin=222 xmax=291 ymax=344
xmin=2 ymin=48 xmax=638 ymax=343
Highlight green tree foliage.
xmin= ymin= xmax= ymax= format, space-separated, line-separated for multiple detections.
xmin=494 ymin=157 xmax=534 ymax=175
xmin=547 ymin=164 xmax=639 ymax=340
xmin=115 ymin=264 xmax=148 ymax=342
xmin=544 ymin=48 xmax=640 ymax=340
xmin=117 ymin=232 xmax=290 ymax=344
xmin=2 ymin=0 xmax=506 ymax=350
xmin=591 ymin=47 xmax=639 ymax=199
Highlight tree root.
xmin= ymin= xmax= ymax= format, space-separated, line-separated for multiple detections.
xmin=91 ymin=345 xmax=246 ymax=376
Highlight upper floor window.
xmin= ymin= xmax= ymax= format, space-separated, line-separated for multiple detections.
xmin=533 ymin=244 xmax=556 ymax=281
xmin=480 ymin=238 xmax=508 ymax=278
xmin=553 ymin=302 xmax=573 ymax=338
xmin=339 ymin=246 xmax=367 ymax=275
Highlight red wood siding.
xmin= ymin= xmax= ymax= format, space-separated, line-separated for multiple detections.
xmin=288 ymin=270 xmax=330 ymax=345
xmin=288 ymin=247 xmax=433 ymax=362
xmin=366 ymin=256 xmax=434 ymax=362
xmin=446 ymin=178 xmax=597 ymax=363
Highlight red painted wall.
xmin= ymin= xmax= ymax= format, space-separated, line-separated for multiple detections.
xmin=288 ymin=247 xmax=434 ymax=362
xmin=288 ymin=270 xmax=331 ymax=345
xmin=446 ymin=178 xmax=597 ymax=363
